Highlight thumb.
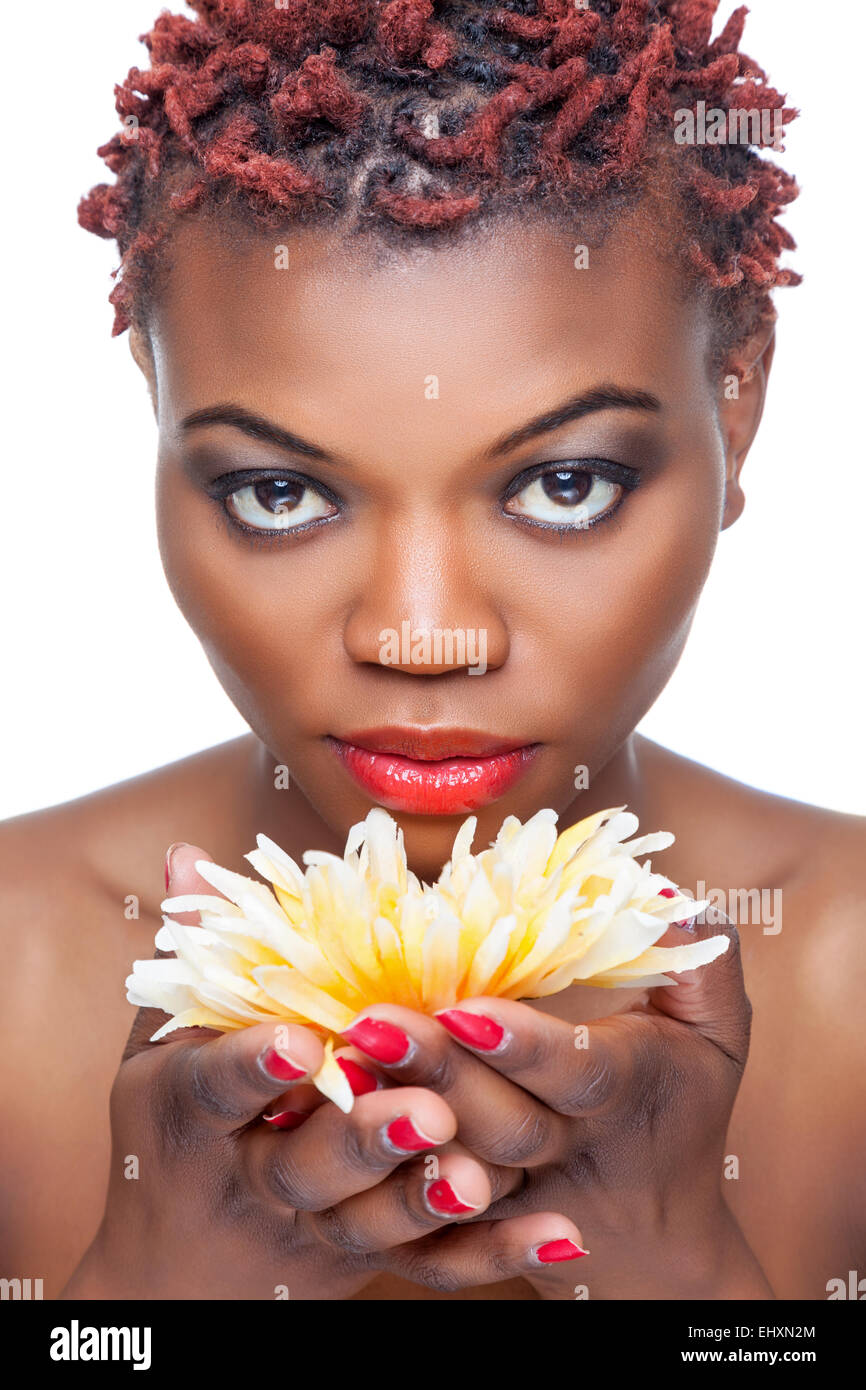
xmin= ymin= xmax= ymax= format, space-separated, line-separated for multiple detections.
xmin=650 ymin=912 xmax=752 ymax=1071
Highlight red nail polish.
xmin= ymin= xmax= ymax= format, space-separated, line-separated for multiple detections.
xmin=263 ymin=1110 xmax=308 ymax=1131
xmin=386 ymin=1116 xmax=441 ymax=1153
xmin=535 ymin=1238 xmax=589 ymax=1263
xmin=344 ymin=1018 xmax=411 ymax=1064
xmin=426 ymin=1178 xmax=478 ymax=1215
xmin=436 ymin=1009 xmax=504 ymax=1051
xmin=337 ymin=1057 xmax=378 ymax=1096
xmin=659 ymin=886 xmax=694 ymax=929
xmin=262 ymin=1048 xmax=307 ymax=1082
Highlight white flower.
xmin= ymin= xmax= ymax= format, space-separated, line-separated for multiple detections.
xmin=127 ymin=806 xmax=724 ymax=1110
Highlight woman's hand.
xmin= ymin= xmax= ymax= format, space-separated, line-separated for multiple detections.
xmin=59 ymin=846 xmax=556 ymax=1301
xmin=341 ymin=916 xmax=775 ymax=1299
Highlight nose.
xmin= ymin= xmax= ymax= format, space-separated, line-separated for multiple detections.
xmin=342 ymin=512 xmax=509 ymax=675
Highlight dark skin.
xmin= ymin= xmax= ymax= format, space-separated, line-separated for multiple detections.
xmin=1 ymin=211 xmax=863 ymax=1300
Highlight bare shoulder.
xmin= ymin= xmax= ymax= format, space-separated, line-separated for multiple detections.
xmin=639 ymin=734 xmax=866 ymax=1039
xmin=637 ymin=732 xmax=864 ymax=887
xmin=0 ymin=734 xmax=256 ymax=967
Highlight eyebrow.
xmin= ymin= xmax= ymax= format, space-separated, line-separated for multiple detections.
xmin=481 ymin=385 xmax=662 ymax=461
xmin=180 ymin=404 xmax=336 ymax=463
xmin=180 ymin=384 xmax=662 ymax=468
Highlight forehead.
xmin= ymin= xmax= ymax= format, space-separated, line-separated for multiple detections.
xmin=150 ymin=211 xmax=713 ymax=448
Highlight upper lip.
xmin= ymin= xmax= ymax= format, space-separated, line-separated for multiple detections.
xmin=331 ymin=727 xmax=536 ymax=762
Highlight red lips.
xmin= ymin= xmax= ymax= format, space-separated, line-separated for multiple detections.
xmin=327 ymin=727 xmax=539 ymax=815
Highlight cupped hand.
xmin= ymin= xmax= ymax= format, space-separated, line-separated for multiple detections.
xmin=62 ymin=846 xmax=564 ymax=1300
xmin=341 ymin=916 xmax=773 ymax=1299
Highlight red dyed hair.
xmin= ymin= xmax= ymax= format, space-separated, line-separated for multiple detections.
xmin=79 ymin=0 xmax=800 ymax=366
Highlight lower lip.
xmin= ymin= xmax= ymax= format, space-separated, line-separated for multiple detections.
xmin=328 ymin=739 xmax=540 ymax=815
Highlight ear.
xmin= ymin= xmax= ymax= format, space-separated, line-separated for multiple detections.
xmin=717 ymin=326 xmax=776 ymax=530
xmin=129 ymin=324 xmax=159 ymax=417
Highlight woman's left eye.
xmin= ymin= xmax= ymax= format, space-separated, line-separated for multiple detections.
xmin=503 ymin=467 xmax=626 ymax=529
xmin=223 ymin=477 xmax=337 ymax=532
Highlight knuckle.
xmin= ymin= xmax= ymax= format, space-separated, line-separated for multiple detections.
xmin=149 ymin=1059 xmax=202 ymax=1160
xmin=515 ymin=1030 xmax=555 ymax=1077
xmin=488 ymin=1244 xmax=520 ymax=1281
xmin=557 ymin=1048 xmax=619 ymax=1117
xmin=261 ymin=1148 xmax=315 ymax=1210
xmin=186 ymin=1049 xmax=247 ymax=1125
xmin=343 ymin=1117 xmax=397 ymax=1178
xmin=154 ymin=1088 xmax=197 ymax=1160
xmin=313 ymin=1204 xmax=365 ymax=1255
xmin=387 ymin=1160 xmax=422 ymax=1223
xmin=486 ymin=1106 xmax=553 ymax=1166
xmin=403 ymin=1253 xmax=466 ymax=1293
xmin=416 ymin=1044 xmax=459 ymax=1093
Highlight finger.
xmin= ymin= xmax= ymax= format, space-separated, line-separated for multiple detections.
xmin=123 ymin=843 xmax=218 ymax=1061
xmin=342 ymin=1006 xmax=565 ymax=1166
xmin=335 ymin=1046 xmax=386 ymax=1099
xmin=650 ymin=913 xmax=752 ymax=1069
xmin=262 ymin=1081 xmax=324 ymax=1131
xmin=308 ymin=1144 xmax=522 ymax=1257
xmin=121 ymin=1018 xmax=326 ymax=1135
xmin=162 ymin=842 xmax=217 ymax=922
xmin=242 ymin=1086 xmax=457 ymax=1212
xmin=262 ymin=1048 xmax=384 ymax=1132
xmin=380 ymin=1211 xmax=589 ymax=1293
xmin=426 ymin=997 xmax=625 ymax=1119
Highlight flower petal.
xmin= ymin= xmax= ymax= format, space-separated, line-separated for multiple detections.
xmin=311 ymin=1038 xmax=355 ymax=1114
xmin=252 ymin=966 xmax=356 ymax=1034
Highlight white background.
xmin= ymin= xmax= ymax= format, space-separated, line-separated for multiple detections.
xmin=1 ymin=0 xmax=863 ymax=819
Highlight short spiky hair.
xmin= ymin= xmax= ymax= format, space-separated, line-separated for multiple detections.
xmin=79 ymin=0 xmax=800 ymax=367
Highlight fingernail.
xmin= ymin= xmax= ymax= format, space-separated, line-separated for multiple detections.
xmin=425 ymin=1178 xmax=479 ymax=1216
xmin=344 ymin=1017 xmax=412 ymax=1065
xmin=435 ymin=1009 xmax=505 ymax=1052
xmin=263 ymin=1109 xmax=308 ymax=1131
xmin=337 ymin=1057 xmax=379 ymax=1096
xmin=385 ymin=1116 xmax=444 ymax=1153
xmin=262 ymin=1047 xmax=307 ymax=1082
xmin=659 ymin=886 xmax=697 ymax=930
xmin=534 ymin=1238 xmax=589 ymax=1263
xmin=164 ymin=842 xmax=186 ymax=891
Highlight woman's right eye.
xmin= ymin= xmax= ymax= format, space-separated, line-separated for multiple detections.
xmin=223 ymin=477 xmax=337 ymax=532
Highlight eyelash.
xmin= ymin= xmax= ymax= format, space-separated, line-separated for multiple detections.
xmin=208 ymin=458 xmax=642 ymax=542
xmin=501 ymin=458 xmax=642 ymax=534
xmin=208 ymin=468 xmax=342 ymax=546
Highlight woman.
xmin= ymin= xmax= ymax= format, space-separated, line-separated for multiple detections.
xmin=1 ymin=0 xmax=863 ymax=1301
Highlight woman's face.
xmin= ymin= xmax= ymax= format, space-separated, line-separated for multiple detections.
xmin=146 ymin=211 xmax=756 ymax=874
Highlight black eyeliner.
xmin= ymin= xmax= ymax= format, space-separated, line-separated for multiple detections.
xmin=207 ymin=466 xmax=344 ymax=509
xmin=501 ymin=457 xmax=642 ymax=503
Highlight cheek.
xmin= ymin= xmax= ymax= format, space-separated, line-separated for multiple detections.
xmin=510 ymin=454 xmax=722 ymax=738
xmin=156 ymin=472 xmax=342 ymax=722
